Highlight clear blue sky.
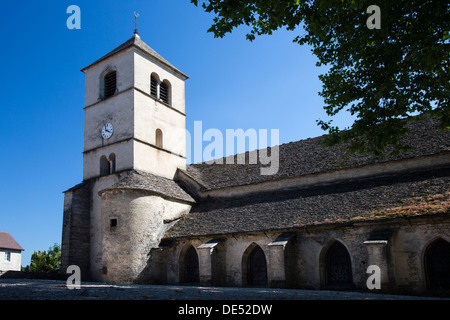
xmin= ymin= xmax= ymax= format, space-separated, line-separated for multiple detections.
xmin=0 ymin=0 xmax=353 ymax=267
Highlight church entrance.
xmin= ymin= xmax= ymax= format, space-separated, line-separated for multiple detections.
xmin=180 ymin=245 xmax=199 ymax=284
xmin=425 ymin=238 xmax=450 ymax=291
xmin=246 ymin=245 xmax=268 ymax=287
xmin=325 ymin=241 xmax=353 ymax=287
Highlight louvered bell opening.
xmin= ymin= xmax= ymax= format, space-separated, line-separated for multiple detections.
xmin=160 ymin=82 xmax=169 ymax=104
xmin=150 ymin=77 xmax=158 ymax=97
xmin=104 ymin=71 xmax=116 ymax=98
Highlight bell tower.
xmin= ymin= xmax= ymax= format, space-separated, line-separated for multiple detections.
xmin=61 ymin=33 xmax=193 ymax=283
xmin=81 ymin=33 xmax=188 ymax=181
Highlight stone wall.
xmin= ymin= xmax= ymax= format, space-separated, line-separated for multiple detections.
xmin=162 ymin=215 xmax=450 ymax=295
xmin=61 ymin=181 xmax=92 ymax=281
xmin=100 ymin=188 xmax=191 ymax=283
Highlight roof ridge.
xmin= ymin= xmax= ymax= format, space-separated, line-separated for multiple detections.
xmin=0 ymin=231 xmax=24 ymax=251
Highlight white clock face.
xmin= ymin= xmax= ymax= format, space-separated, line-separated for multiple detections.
xmin=101 ymin=123 xmax=114 ymax=139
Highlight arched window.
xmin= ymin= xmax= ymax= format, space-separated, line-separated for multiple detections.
xmin=100 ymin=155 xmax=110 ymax=176
xmin=425 ymin=238 xmax=450 ymax=290
xmin=103 ymin=70 xmax=117 ymax=99
xmin=149 ymin=73 xmax=171 ymax=105
xmin=150 ymin=74 xmax=158 ymax=98
xmin=155 ymin=129 xmax=163 ymax=148
xmin=160 ymin=80 xmax=170 ymax=104
xmin=180 ymin=245 xmax=199 ymax=284
xmin=325 ymin=241 xmax=353 ymax=286
xmin=109 ymin=153 xmax=116 ymax=174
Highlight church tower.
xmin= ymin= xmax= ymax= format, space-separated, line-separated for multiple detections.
xmin=61 ymin=33 xmax=194 ymax=283
xmin=81 ymin=32 xmax=188 ymax=180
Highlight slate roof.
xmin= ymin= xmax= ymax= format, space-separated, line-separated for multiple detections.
xmin=81 ymin=33 xmax=188 ymax=79
xmin=165 ymin=166 xmax=450 ymax=238
xmin=165 ymin=116 xmax=450 ymax=238
xmin=0 ymin=232 xmax=24 ymax=251
xmin=99 ymin=170 xmax=195 ymax=203
xmin=184 ymin=115 xmax=450 ymax=190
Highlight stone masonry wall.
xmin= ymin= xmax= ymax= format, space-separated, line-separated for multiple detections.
xmin=164 ymin=215 xmax=450 ymax=295
xmin=61 ymin=181 xmax=92 ymax=281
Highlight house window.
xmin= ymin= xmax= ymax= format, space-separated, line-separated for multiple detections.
xmin=5 ymin=251 xmax=11 ymax=262
xmin=104 ymin=70 xmax=117 ymax=99
xmin=155 ymin=129 xmax=163 ymax=148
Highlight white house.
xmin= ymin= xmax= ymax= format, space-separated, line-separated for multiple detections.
xmin=0 ymin=231 xmax=24 ymax=273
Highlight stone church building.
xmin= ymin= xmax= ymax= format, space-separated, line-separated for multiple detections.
xmin=61 ymin=33 xmax=450 ymax=295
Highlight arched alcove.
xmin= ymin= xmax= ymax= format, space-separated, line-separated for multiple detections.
xmin=242 ymin=243 xmax=267 ymax=287
xmin=179 ymin=244 xmax=200 ymax=285
xmin=425 ymin=238 xmax=450 ymax=290
xmin=320 ymin=239 xmax=353 ymax=288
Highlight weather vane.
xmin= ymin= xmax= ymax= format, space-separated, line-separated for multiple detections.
xmin=133 ymin=11 xmax=140 ymax=34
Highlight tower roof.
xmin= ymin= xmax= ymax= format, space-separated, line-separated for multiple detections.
xmin=81 ymin=33 xmax=188 ymax=79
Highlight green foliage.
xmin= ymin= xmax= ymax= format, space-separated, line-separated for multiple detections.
xmin=30 ymin=243 xmax=61 ymax=273
xmin=191 ymin=0 xmax=450 ymax=157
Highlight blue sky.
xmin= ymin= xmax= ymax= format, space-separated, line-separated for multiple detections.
xmin=0 ymin=0 xmax=354 ymax=267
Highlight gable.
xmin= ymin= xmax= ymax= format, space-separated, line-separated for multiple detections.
xmin=0 ymin=232 xmax=24 ymax=251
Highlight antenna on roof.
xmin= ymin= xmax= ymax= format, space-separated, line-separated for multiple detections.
xmin=133 ymin=11 xmax=140 ymax=35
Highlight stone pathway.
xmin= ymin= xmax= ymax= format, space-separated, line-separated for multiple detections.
xmin=0 ymin=278 xmax=446 ymax=300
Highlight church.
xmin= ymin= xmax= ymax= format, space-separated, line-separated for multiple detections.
xmin=61 ymin=32 xmax=450 ymax=295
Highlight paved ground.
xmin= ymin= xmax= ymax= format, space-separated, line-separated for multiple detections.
xmin=0 ymin=278 xmax=447 ymax=300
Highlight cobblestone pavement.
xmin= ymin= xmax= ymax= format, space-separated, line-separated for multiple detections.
xmin=0 ymin=279 xmax=447 ymax=300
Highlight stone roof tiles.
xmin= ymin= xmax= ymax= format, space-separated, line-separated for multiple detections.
xmin=165 ymin=166 xmax=450 ymax=238
xmin=100 ymin=170 xmax=195 ymax=203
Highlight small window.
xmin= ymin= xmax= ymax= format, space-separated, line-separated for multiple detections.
xmin=156 ymin=129 xmax=163 ymax=148
xmin=5 ymin=251 xmax=11 ymax=262
xmin=104 ymin=71 xmax=117 ymax=98
xmin=160 ymin=81 xmax=169 ymax=104
xmin=150 ymin=75 xmax=158 ymax=98
xmin=110 ymin=218 xmax=118 ymax=227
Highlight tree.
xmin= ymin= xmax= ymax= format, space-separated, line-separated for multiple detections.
xmin=30 ymin=243 xmax=61 ymax=272
xmin=191 ymin=0 xmax=449 ymax=157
